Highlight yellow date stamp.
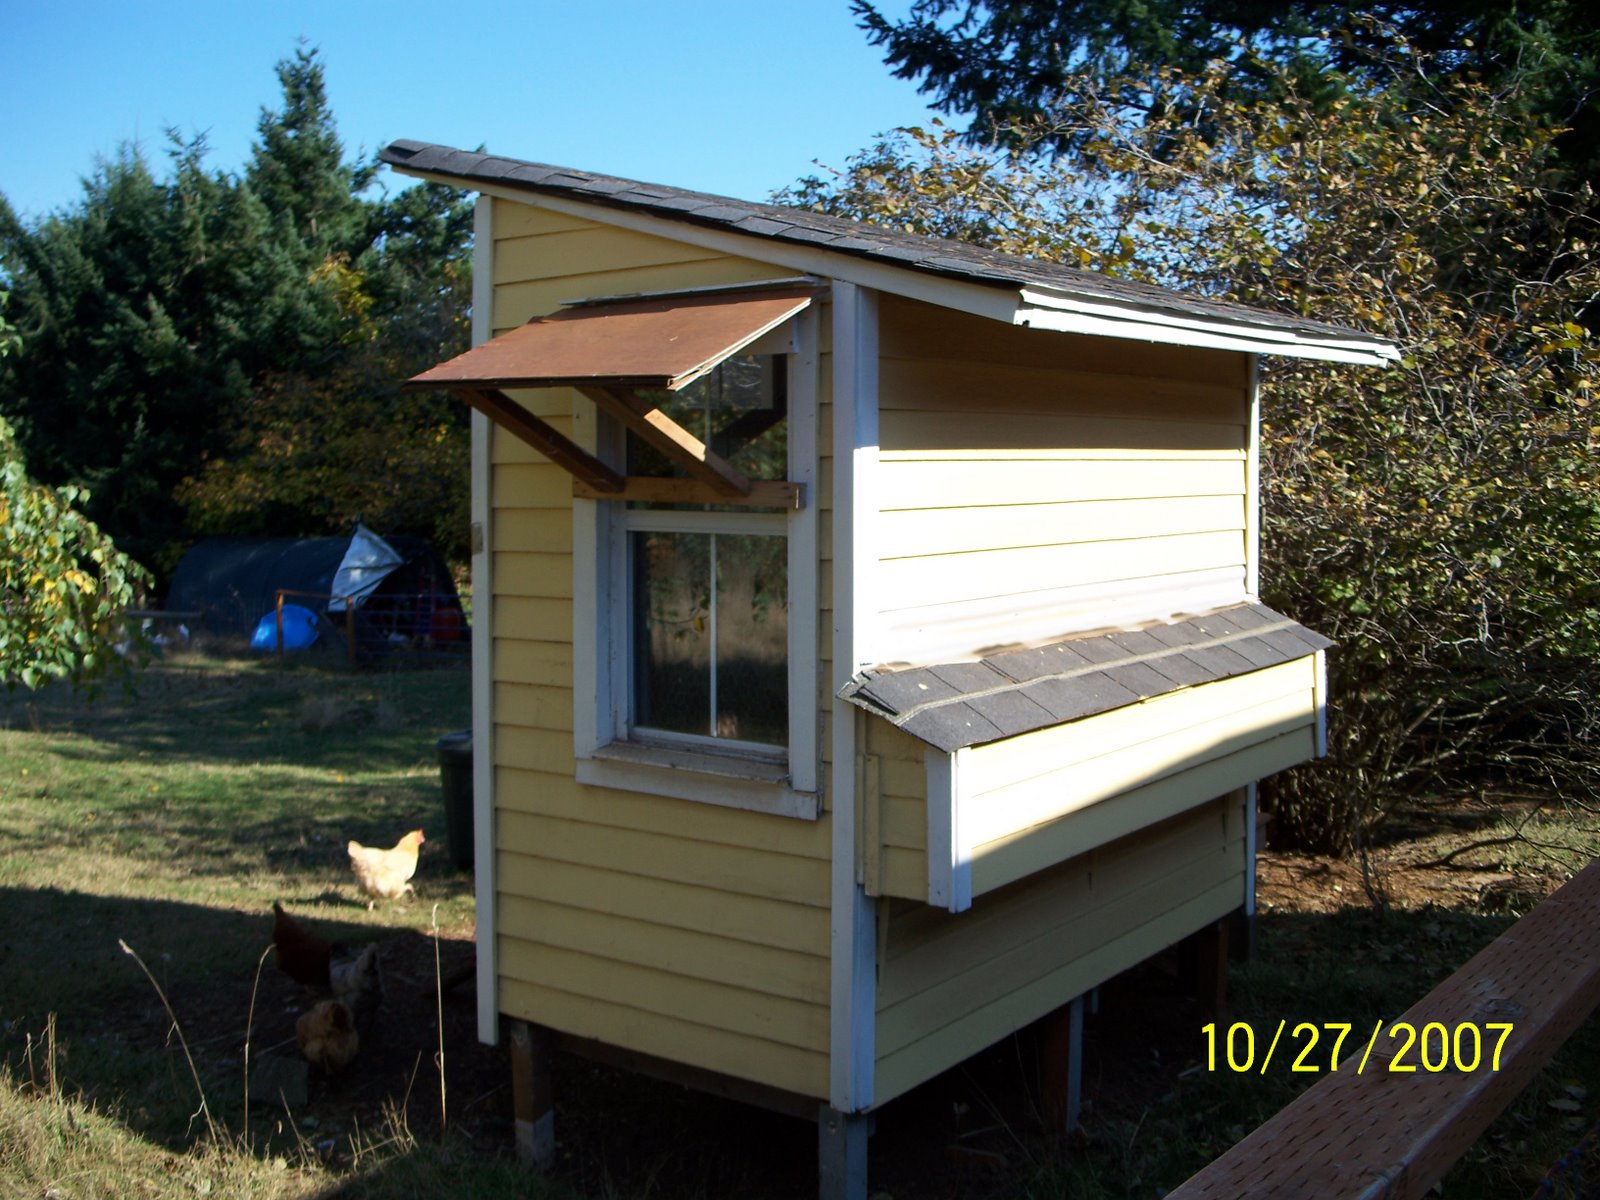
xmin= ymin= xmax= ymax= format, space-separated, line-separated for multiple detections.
xmin=1202 ymin=1020 xmax=1515 ymax=1075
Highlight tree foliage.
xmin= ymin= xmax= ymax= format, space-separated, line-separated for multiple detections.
xmin=854 ymin=0 xmax=1600 ymax=192
xmin=0 ymin=297 xmax=150 ymax=692
xmin=787 ymin=37 xmax=1600 ymax=850
xmin=0 ymin=46 xmax=472 ymax=581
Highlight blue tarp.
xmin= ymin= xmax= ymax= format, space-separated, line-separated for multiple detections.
xmin=249 ymin=604 xmax=322 ymax=652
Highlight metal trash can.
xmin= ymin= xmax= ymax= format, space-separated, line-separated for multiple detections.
xmin=436 ymin=729 xmax=474 ymax=870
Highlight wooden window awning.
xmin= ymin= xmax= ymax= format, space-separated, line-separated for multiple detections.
xmin=404 ymin=284 xmax=818 ymax=508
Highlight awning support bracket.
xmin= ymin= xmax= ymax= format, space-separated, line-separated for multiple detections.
xmin=576 ymin=385 xmax=752 ymax=499
xmin=453 ymin=386 xmax=624 ymax=493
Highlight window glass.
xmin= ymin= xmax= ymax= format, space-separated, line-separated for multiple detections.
xmin=630 ymin=529 xmax=788 ymax=748
xmin=627 ymin=354 xmax=788 ymax=494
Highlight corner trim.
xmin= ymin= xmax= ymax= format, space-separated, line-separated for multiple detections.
xmin=470 ymin=194 xmax=499 ymax=1046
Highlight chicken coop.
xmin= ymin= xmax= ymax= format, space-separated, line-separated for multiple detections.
xmin=382 ymin=139 xmax=1397 ymax=1199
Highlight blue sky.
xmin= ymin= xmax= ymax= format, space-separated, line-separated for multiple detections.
xmin=3 ymin=1 xmax=946 ymax=222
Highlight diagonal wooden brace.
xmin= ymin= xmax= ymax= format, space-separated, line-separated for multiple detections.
xmin=577 ymin=385 xmax=752 ymax=498
xmin=453 ymin=386 xmax=623 ymax=493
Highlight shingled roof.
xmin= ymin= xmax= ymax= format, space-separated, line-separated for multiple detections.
xmin=840 ymin=603 xmax=1331 ymax=753
xmin=379 ymin=140 xmax=1397 ymax=365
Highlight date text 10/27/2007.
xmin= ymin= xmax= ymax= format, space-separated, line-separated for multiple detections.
xmin=1201 ymin=1020 xmax=1514 ymax=1075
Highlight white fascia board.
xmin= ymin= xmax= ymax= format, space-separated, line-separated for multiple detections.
xmin=469 ymin=194 xmax=499 ymax=1046
xmin=390 ymin=169 xmax=1019 ymax=325
xmin=1016 ymin=287 xmax=1401 ymax=366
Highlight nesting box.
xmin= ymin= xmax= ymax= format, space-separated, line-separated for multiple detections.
xmin=384 ymin=140 xmax=1396 ymax=1198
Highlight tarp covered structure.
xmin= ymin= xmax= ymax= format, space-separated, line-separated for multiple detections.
xmin=166 ymin=524 xmax=465 ymax=647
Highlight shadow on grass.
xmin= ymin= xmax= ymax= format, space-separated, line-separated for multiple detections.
xmin=0 ymin=884 xmax=498 ymax=1173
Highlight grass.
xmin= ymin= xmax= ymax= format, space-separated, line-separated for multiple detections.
xmin=1 ymin=648 xmax=1597 ymax=1198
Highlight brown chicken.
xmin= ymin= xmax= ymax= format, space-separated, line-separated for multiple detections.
xmin=296 ymin=999 xmax=359 ymax=1073
xmin=330 ymin=942 xmax=383 ymax=1026
xmin=271 ymin=901 xmax=332 ymax=989
xmin=347 ymin=829 xmax=425 ymax=908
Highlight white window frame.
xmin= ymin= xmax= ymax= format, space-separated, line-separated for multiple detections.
xmin=572 ymin=309 xmax=820 ymax=819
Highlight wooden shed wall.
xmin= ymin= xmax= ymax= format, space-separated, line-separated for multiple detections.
xmin=486 ymin=199 xmax=834 ymax=1099
xmin=876 ymin=296 xmax=1253 ymax=662
xmin=875 ymin=792 xmax=1247 ymax=1105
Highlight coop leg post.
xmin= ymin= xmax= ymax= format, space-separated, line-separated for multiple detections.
xmin=1041 ymin=993 xmax=1085 ymax=1133
xmin=818 ymin=1105 xmax=869 ymax=1200
xmin=509 ymin=1020 xmax=554 ymax=1169
xmin=1186 ymin=918 xmax=1230 ymax=1021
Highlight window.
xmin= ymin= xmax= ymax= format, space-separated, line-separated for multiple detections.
xmin=573 ymin=314 xmax=819 ymax=818
xmin=623 ymin=355 xmax=790 ymax=757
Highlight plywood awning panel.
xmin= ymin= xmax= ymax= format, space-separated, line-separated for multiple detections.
xmin=405 ymin=285 xmax=816 ymax=393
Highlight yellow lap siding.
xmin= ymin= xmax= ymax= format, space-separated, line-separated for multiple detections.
xmin=498 ymin=850 xmax=829 ymax=957
xmin=500 ymin=977 xmax=829 ymax=1099
xmin=500 ymin=895 xmax=828 ymax=1006
xmin=497 ymin=810 xmax=828 ymax=907
xmin=880 ymin=495 xmax=1245 ymax=559
xmin=496 ymin=765 xmax=831 ymax=861
xmin=493 ymin=638 xmax=572 ymax=686
xmin=973 ymin=729 xmax=1311 ymax=894
xmin=880 ymin=457 xmax=1245 ymax=509
xmin=881 ymin=530 xmax=1245 ymax=605
xmin=874 ymin=797 xmax=1245 ymax=1104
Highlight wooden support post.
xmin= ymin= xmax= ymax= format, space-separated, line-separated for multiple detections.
xmin=817 ymin=1105 xmax=869 ymax=1200
xmin=508 ymin=1020 xmax=554 ymax=1169
xmin=1182 ymin=919 xmax=1230 ymax=1022
xmin=1040 ymin=993 xmax=1085 ymax=1133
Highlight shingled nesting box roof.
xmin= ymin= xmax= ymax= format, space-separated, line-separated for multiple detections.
xmin=840 ymin=603 xmax=1332 ymax=752
xmin=378 ymin=140 xmax=1398 ymax=366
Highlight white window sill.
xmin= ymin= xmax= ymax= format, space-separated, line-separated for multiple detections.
xmin=576 ymin=741 xmax=821 ymax=820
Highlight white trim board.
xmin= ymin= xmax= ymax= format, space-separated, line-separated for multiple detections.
xmin=470 ymin=194 xmax=499 ymax=1046
xmin=829 ymin=282 xmax=880 ymax=1113
xmin=390 ymin=167 xmax=1398 ymax=366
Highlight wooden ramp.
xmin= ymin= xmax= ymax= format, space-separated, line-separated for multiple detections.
xmin=1167 ymin=857 xmax=1600 ymax=1199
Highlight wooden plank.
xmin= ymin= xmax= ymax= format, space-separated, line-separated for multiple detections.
xmin=880 ymin=457 xmax=1245 ymax=509
xmin=491 ymin=552 xmax=572 ymax=600
xmin=508 ymin=1021 xmax=555 ymax=1168
xmin=492 ymin=507 xmax=570 ymax=556
xmin=881 ymin=793 xmax=1235 ymax=966
xmin=493 ymin=462 xmax=574 ymax=508
xmin=500 ymin=894 xmax=829 ymax=1004
xmin=879 ymin=494 xmax=1245 ymax=560
xmin=880 ymin=802 xmax=1238 ymax=1010
xmin=879 ymin=529 xmax=1245 ymax=602
xmin=492 ymin=200 xmax=601 ymax=239
xmin=495 ymin=810 xmax=830 ymax=907
xmin=880 ymin=408 xmax=1244 ymax=455
xmin=499 ymin=976 xmax=829 ymax=1099
xmin=493 ymin=638 xmax=573 ymax=685
xmin=1167 ymin=857 xmax=1600 ymax=1200
xmin=874 ymin=881 xmax=1241 ymax=1103
xmin=491 ymin=597 xmax=571 ymax=644
xmin=496 ymin=763 xmax=832 ymax=860
xmin=962 ymin=657 xmax=1315 ymax=798
xmin=458 ymin=387 xmax=624 ymax=492
xmin=497 ymin=851 xmax=830 ymax=956
xmin=961 ymin=685 xmax=1318 ymax=848
xmin=972 ymin=729 xmax=1314 ymax=895
xmin=572 ymin=476 xmax=802 ymax=509
xmin=497 ymin=936 xmax=830 ymax=1052
xmin=878 ymin=354 xmax=1247 ymax=421
xmin=496 ymin=223 xmax=726 ymax=284
xmin=492 ymin=682 xmax=574 ymax=733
